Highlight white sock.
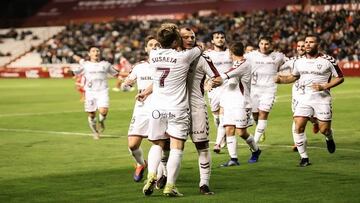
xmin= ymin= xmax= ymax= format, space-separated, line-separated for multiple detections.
xmin=157 ymin=150 xmax=169 ymax=179
xmin=226 ymin=135 xmax=238 ymax=159
xmin=254 ymin=120 xmax=267 ymax=143
xmin=129 ymin=148 xmax=145 ymax=166
xmin=99 ymin=113 xmax=106 ymax=123
xmin=87 ymin=116 xmax=97 ymax=134
xmin=245 ymin=134 xmax=259 ymax=152
xmin=215 ymin=115 xmax=226 ymax=145
xmin=292 ymin=122 xmax=296 ymax=134
xmin=166 ymin=149 xmax=183 ymax=185
xmin=147 ymin=145 xmax=163 ymax=175
xmin=325 ymin=129 xmax=334 ymax=141
xmin=213 ymin=114 xmax=220 ymax=128
xmin=198 ymin=148 xmax=211 ymax=187
xmin=293 ymin=132 xmax=308 ymax=158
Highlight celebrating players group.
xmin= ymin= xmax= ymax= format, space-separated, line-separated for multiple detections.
xmin=69 ymin=22 xmax=344 ymax=197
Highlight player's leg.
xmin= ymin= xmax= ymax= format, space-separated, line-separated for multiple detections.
xmin=194 ymin=141 xmax=214 ymax=195
xmin=143 ymin=109 xmax=168 ymax=196
xmin=220 ymin=125 xmax=239 ymax=167
xmin=254 ymin=110 xmax=269 ymax=143
xmin=314 ymin=103 xmax=335 ymax=153
xmin=143 ymin=140 xmax=166 ymax=196
xmin=214 ymin=107 xmax=226 ymax=153
xmin=156 ymin=139 xmax=169 ymax=189
xmin=87 ymin=111 xmax=99 ymax=139
xmin=98 ymin=107 xmax=108 ymax=133
xmin=128 ymin=135 xmax=147 ymax=182
xmin=84 ymin=91 xmax=99 ymax=139
xmin=163 ymin=137 xmax=185 ymax=197
xmin=97 ymin=90 xmax=110 ymax=133
xmin=294 ymin=116 xmax=310 ymax=166
xmin=163 ymin=109 xmax=190 ymax=197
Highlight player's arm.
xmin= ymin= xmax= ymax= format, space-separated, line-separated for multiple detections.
xmin=135 ymin=83 xmax=153 ymax=102
xmin=311 ymin=76 xmax=344 ymax=91
xmin=200 ymin=54 xmax=223 ymax=88
xmin=274 ymin=74 xmax=299 ymax=84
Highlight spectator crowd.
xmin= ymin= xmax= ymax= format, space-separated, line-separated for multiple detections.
xmin=37 ymin=8 xmax=359 ymax=64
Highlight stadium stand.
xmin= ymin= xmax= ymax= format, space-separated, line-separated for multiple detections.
xmin=0 ymin=0 xmax=359 ymax=78
xmin=0 ymin=26 xmax=65 ymax=67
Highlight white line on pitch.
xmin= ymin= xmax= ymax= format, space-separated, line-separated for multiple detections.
xmin=0 ymin=108 xmax=131 ymax=118
xmin=0 ymin=128 xmax=359 ymax=152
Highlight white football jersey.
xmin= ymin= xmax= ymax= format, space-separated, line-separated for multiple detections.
xmin=73 ymin=59 xmax=118 ymax=92
xmin=205 ymin=49 xmax=233 ymax=100
xmin=127 ymin=61 xmax=153 ymax=107
xmin=292 ymin=54 xmax=343 ymax=104
xmin=222 ymin=59 xmax=252 ymax=108
xmin=149 ymin=47 xmax=201 ymax=110
xmin=245 ymin=50 xmax=286 ymax=89
xmin=187 ymin=54 xmax=220 ymax=107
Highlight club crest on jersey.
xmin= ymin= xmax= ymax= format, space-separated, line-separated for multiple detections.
xmin=317 ymin=64 xmax=322 ymax=70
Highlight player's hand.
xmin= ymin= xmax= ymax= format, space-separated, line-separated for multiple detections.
xmin=274 ymin=75 xmax=281 ymax=83
xmin=204 ymin=79 xmax=213 ymax=91
xmin=312 ymin=83 xmax=325 ymax=91
xmin=212 ymin=76 xmax=223 ymax=88
xmin=135 ymin=93 xmax=148 ymax=102
xmin=73 ymin=55 xmax=82 ymax=62
xmin=124 ymin=79 xmax=135 ymax=86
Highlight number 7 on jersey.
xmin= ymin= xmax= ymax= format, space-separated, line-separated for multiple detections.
xmin=157 ymin=67 xmax=170 ymax=87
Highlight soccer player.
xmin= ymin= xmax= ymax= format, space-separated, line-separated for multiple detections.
xmin=205 ymin=31 xmax=233 ymax=153
xmin=141 ymin=23 xmax=202 ymax=197
xmin=123 ymin=36 xmax=160 ymax=182
xmin=245 ymin=36 xmax=286 ymax=143
xmin=69 ymin=46 xmax=119 ymax=139
xmin=180 ymin=27 xmax=222 ymax=194
xmin=280 ymin=40 xmax=319 ymax=152
xmin=219 ymin=42 xmax=262 ymax=167
xmin=275 ymin=35 xmax=344 ymax=166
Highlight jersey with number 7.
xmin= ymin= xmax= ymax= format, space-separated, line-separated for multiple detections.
xmin=149 ymin=47 xmax=202 ymax=110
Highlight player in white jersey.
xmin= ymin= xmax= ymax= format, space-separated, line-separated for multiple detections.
xmin=219 ymin=42 xmax=262 ymax=167
xmin=275 ymin=35 xmax=344 ymax=167
xmin=204 ymin=31 xmax=233 ymax=154
xmin=180 ymin=27 xmax=222 ymax=195
xmin=69 ymin=46 xmax=119 ymax=139
xmin=280 ymin=40 xmax=320 ymax=152
xmin=245 ymin=36 xmax=286 ymax=144
xmin=123 ymin=36 xmax=161 ymax=182
xmin=141 ymin=23 xmax=202 ymax=197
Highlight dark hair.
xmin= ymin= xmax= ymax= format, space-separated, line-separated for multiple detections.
xmin=259 ymin=36 xmax=272 ymax=43
xmin=157 ymin=23 xmax=180 ymax=48
xmin=305 ymin=34 xmax=320 ymax=43
xmin=88 ymin=45 xmax=100 ymax=51
xmin=211 ymin=30 xmax=225 ymax=40
xmin=230 ymin=41 xmax=245 ymax=56
xmin=144 ymin=35 xmax=156 ymax=47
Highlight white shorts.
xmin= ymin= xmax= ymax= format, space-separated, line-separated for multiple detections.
xmin=128 ymin=108 xmax=149 ymax=137
xmin=148 ymin=108 xmax=190 ymax=141
xmin=189 ymin=105 xmax=209 ymax=143
xmin=293 ymin=102 xmax=332 ymax=121
xmin=251 ymin=90 xmax=275 ymax=113
xmin=207 ymin=87 xmax=222 ymax=112
xmin=84 ymin=90 xmax=109 ymax=112
xmin=223 ymin=107 xmax=254 ymax=129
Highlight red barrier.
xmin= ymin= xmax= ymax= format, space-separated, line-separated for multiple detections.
xmin=338 ymin=61 xmax=360 ymax=77
xmin=1 ymin=62 xmax=359 ymax=78
xmin=0 ymin=67 xmax=73 ymax=78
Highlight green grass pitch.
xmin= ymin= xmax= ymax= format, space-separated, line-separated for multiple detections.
xmin=0 ymin=78 xmax=359 ymax=202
